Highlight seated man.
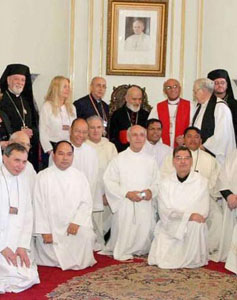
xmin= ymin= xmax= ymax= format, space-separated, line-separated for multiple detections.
xmin=0 ymin=143 xmax=39 ymax=294
xmin=148 ymin=146 xmax=209 ymax=269
xmin=216 ymin=150 xmax=237 ymax=274
xmin=101 ymin=125 xmax=159 ymax=261
xmin=142 ymin=118 xmax=172 ymax=168
xmin=33 ymin=141 xmax=96 ymax=270
xmin=110 ymin=86 xmax=149 ymax=152
xmin=86 ymin=115 xmax=118 ymax=247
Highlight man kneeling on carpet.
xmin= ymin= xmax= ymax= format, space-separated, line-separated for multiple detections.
xmin=148 ymin=146 xmax=209 ymax=268
xmin=33 ymin=141 xmax=96 ymax=270
xmin=0 ymin=143 xmax=39 ymax=294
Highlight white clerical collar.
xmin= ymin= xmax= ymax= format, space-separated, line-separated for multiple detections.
xmin=168 ymin=98 xmax=180 ymax=105
xmin=2 ymin=163 xmax=16 ymax=178
xmin=8 ymin=88 xmax=20 ymax=97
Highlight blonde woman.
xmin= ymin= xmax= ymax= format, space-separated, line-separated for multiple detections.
xmin=40 ymin=76 xmax=76 ymax=155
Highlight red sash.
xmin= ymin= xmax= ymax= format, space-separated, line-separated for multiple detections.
xmin=157 ymin=99 xmax=190 ymax=147
xmin=119 ymin=130 xmax=128 ymax=144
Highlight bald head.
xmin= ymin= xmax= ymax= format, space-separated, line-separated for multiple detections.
xmin=9 ymin=131 xmax=31 ymax=152
xmin=125 ymin=87 xmax=142 ymax=112
xmin=127 ymin=125 xmax=146 ymax=152
xmin=163 ymin=78 xmax=181 ymax=101
xmin=70 ymin=118 xmax=88 ymax=147
xmin=90 ymin=77 xmax=107 ymax=100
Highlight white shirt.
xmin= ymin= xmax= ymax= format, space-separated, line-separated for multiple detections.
xmin=40 ymin=102 xmax=76 ymax=152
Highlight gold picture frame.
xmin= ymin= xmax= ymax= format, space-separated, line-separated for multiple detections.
xmin=107 ymin=0 xmax=168 ymax=77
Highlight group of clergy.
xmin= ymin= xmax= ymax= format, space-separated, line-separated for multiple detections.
xmin=0 ymin=63 xmax=237 ymax=295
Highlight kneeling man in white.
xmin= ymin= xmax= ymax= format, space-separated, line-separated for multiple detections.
xmin=148 ymin=146 xmax=209 ymax=268
xmin=0 ymin=143 xmax=39 ymax=294
xmin=33 ymin=141 xmax=96 ymax=270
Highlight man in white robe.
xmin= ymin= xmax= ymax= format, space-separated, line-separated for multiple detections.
xmin=8 ymin=131 xmax=36 ymax=195
xmin=86 ymin=116 xmax=117 ymax=248
xmin=101 ymin=125 xmax=159 ymax=261
xmin=192 ymin=78 xmax=236 ymax=165
xmin=0 ymin=143 xmax=39 ymax=294
xmin=70 ymin=118 xmax=99 ymax=202
xmin=33 ymin=141 xmax=96 ymax=270
xmin=216 ymin=150 xmax=237 ymax=274
xmin=142 ymin=118 xmax=172 ymax=168
xmin=148 ymin=146 xmax=209 ymax=269
xmin=161 ymin=126 xmax=221 ymax=257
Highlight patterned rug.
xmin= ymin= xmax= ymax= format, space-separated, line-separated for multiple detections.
xmin=47 ymin=261 xmax=237 ymax=300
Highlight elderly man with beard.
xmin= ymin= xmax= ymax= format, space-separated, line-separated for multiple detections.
xmin=161 ymin=126 xmax=222 ymax=258
xmin=109 ymin=86 xmax=149 ymax=152
xmin=0 ymin=64 xmax=39 ymax=170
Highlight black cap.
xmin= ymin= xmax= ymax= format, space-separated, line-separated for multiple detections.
xmin=207 ymin=69 xmax=234 ymax=98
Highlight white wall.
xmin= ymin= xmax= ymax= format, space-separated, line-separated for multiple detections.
xmin=0 ymin=0 xmax=70 ymax=109
xmin=202 ymin=0 xmax=237 ymax=97
xmin=1 ymin=0 xmax=237 ymax=111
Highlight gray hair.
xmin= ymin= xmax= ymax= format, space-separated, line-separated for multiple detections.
xmin=194 ymin=78 xmax=214 ymax=94
xmin=4 ymin=143 xmax=28 ymax=157
xmin=127 ymin=125 xmax=147 ymax=140
xmin=87 ymin=115 xmax=104 ymax=127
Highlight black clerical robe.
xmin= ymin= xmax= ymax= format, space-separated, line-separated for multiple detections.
xmin=109 ymin=104 xmax=149 ymax=152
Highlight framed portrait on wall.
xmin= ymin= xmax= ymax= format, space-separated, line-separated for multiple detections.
xmin=106 ymin=0 xmax=169 ymax=77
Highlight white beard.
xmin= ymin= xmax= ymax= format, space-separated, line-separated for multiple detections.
xmin=11 ymin=85 xmax=24 ymax=96
xmin=127 ymin=103 xmax=141 ymax=113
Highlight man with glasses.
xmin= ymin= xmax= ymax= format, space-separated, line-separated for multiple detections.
xmin=148 ymin=145 xmax=209 ymax=269
xmin=208 ymin=69 xmax=237 ymax=143
xmin=149 ymin=78 xmax=191 ymax=148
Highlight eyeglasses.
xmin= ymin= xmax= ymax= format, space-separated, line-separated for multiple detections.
xmin=164 ymin=85 xmax=179 ymax=90
xmin=174 ymin=156 xmax=191 ymax=161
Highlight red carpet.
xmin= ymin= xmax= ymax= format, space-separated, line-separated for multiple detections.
xmin=1 ymin=254 xmax=234 ymax=300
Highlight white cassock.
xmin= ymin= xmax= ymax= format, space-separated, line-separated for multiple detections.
xmin=0 ymin=159 xmax=36 ymax=197
xmin=161 ymin=149 xmax=222 ymax=256
xmin=39 ymin=102 xmax=76 ymax=152
xmin=86 ymin=138 xmax=118 ymax=247
xmin=148 ymin=171 xmax=209 ymax=269
xmin=0 ymin=145 xmax=2 ymax=163
xmin=0 ymin=165 xmax=39 ymax=294
xmin=215 ymin=149 xmax=237 ymax=274
xmin=101 ymin=148 xmax=159 ymax=261
xmin=71 ymin=143 xmax=99 ymax=205
xmin=124 ymin=33 xmax=151 ymax=51
xmin=193 ymin=98 xmax=236 ymax=165
xmin=142 ymin=140 xmax=172 ymax=168
xmin=48 ymin=142 xmax=99 ymax=204
xmin=33 ymin=165 xmax=96 ymax=270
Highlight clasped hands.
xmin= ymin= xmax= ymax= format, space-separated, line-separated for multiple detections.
xmin=1 ymin=247 xmax=30 ymax=268
xmin=126 ymin=189 xmax=152 ymax=202
xmin=227 ymin=194 xmax=237 ymax=210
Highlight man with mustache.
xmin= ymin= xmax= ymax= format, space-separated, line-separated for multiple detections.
xmin=109 ymin=86 xmax=149 ymax=152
